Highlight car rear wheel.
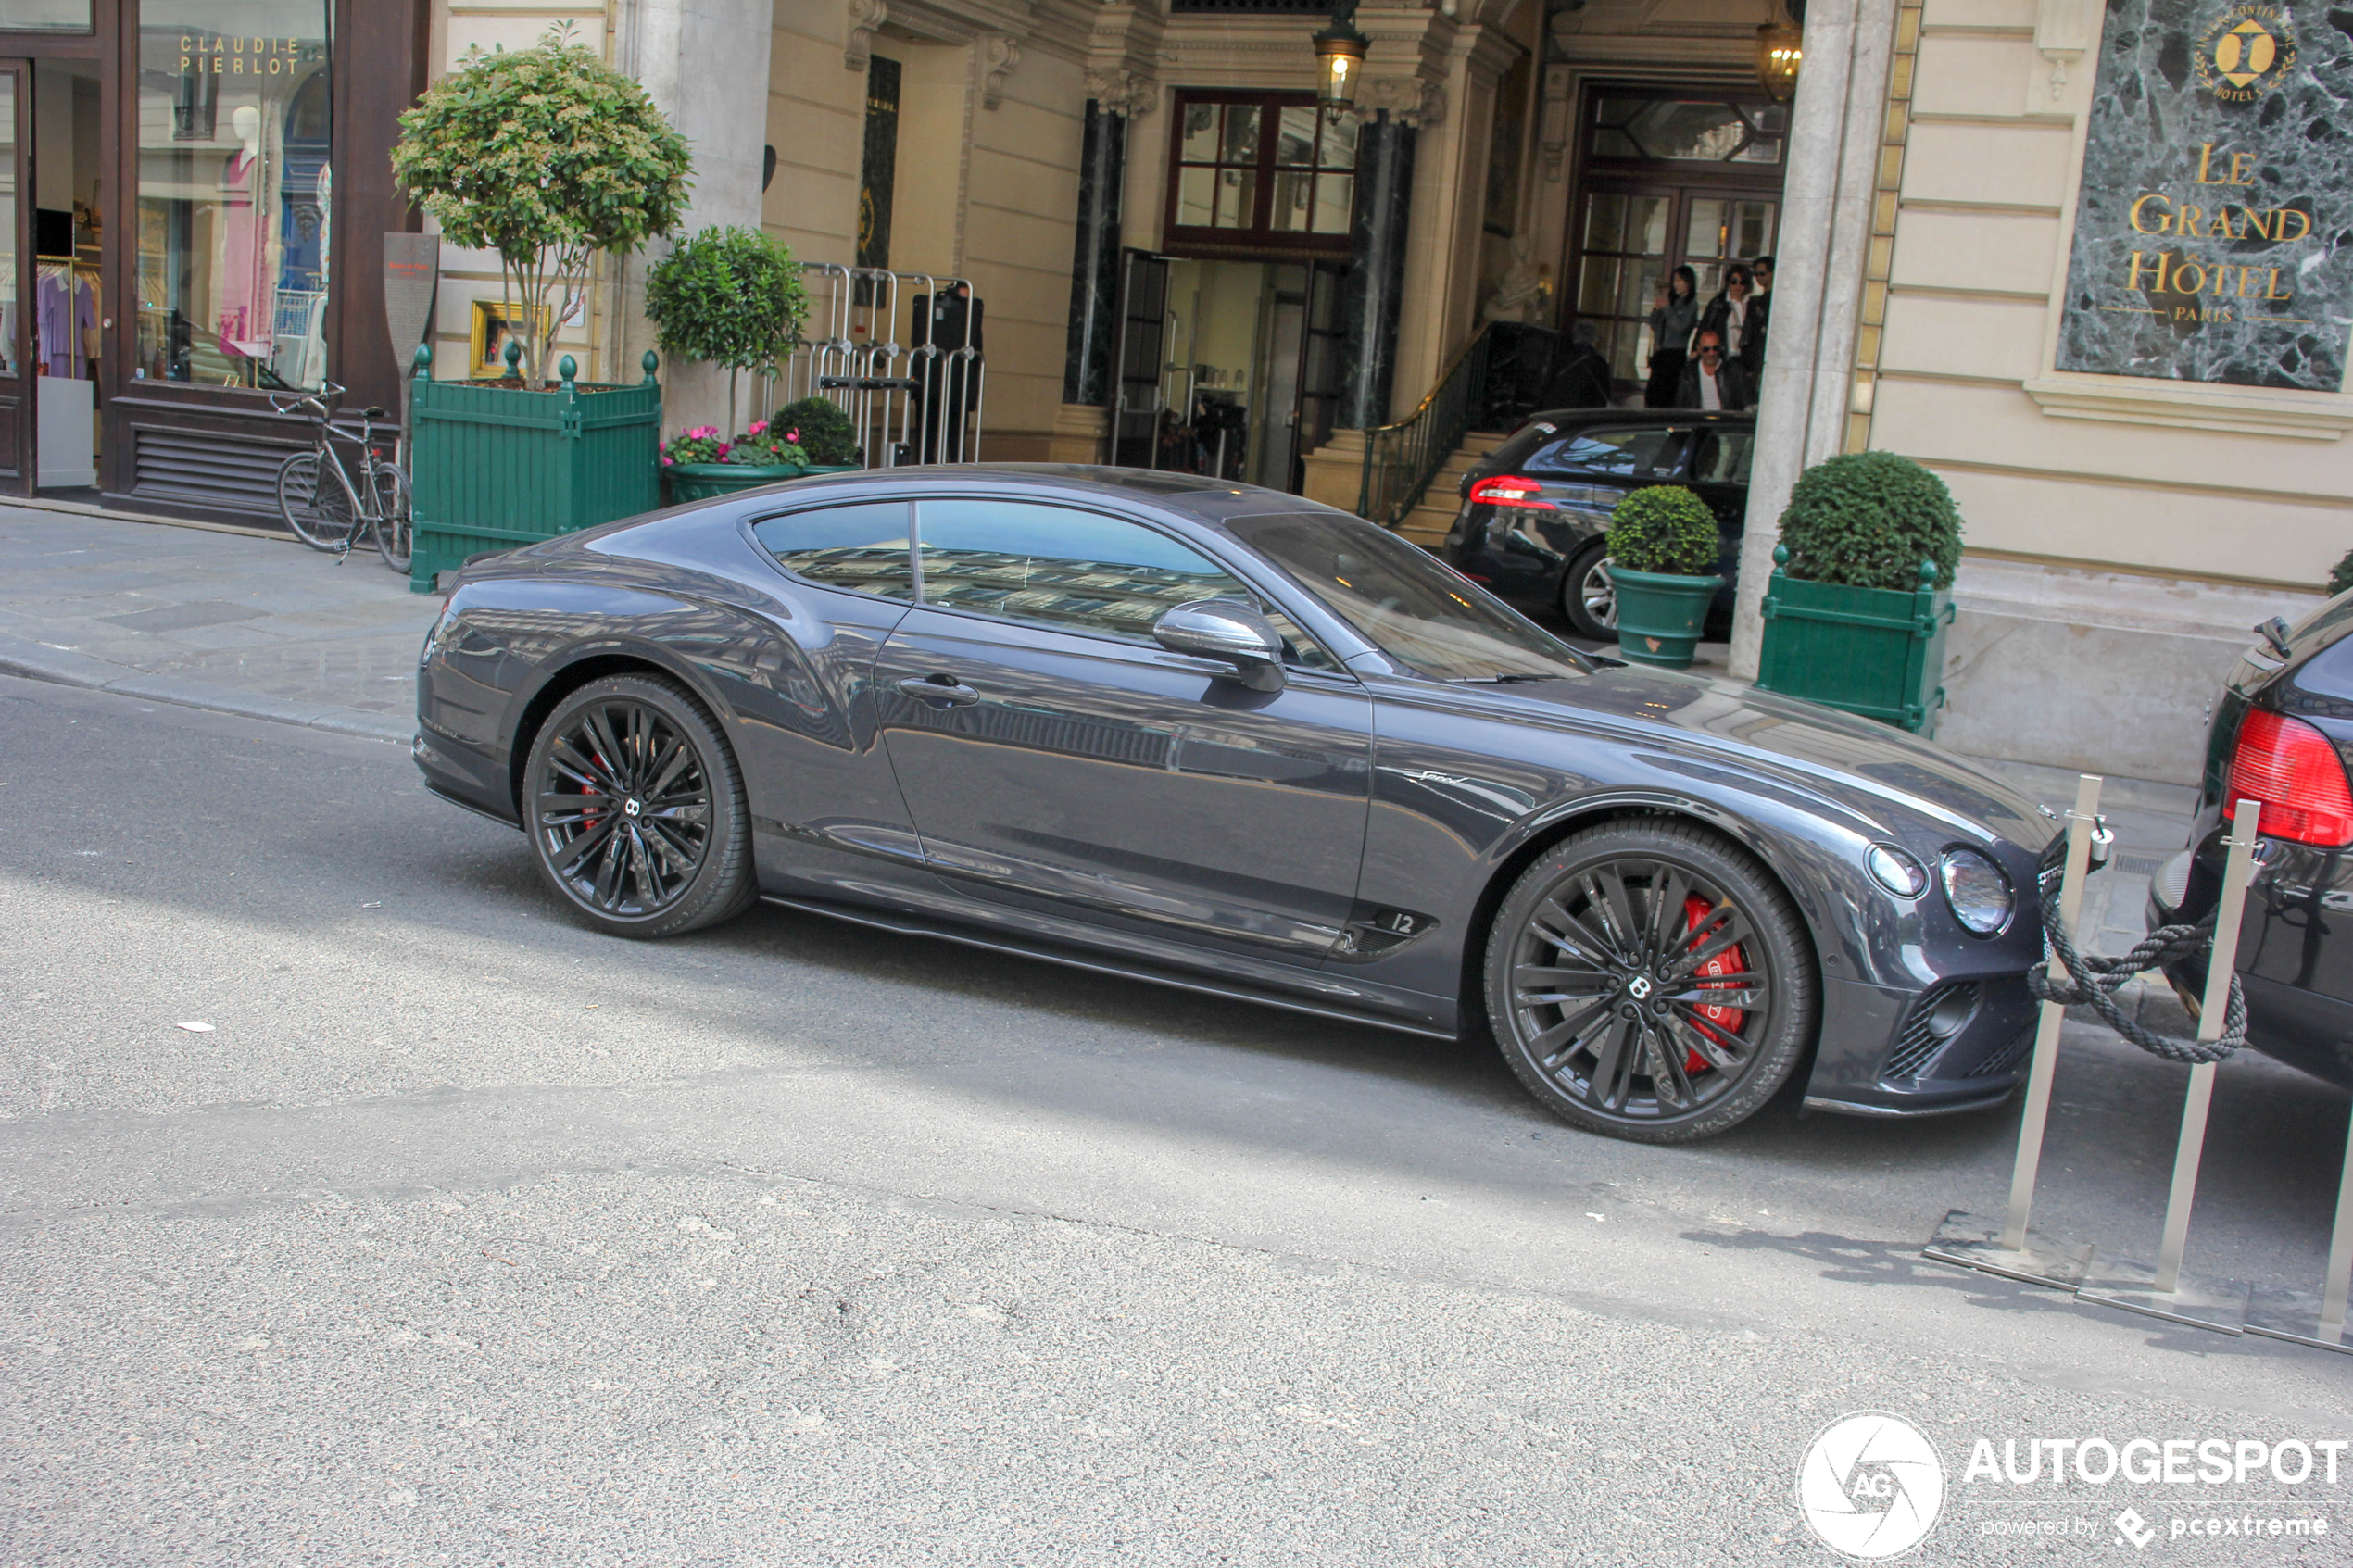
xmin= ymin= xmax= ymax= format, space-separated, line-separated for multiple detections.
xmin=1560 ymin=541 xmax=1617 ymax=641
xmin=524 ymin=674 xmax=756 ymax=939
xmin=1483 ymin=819 xmax=1818 ymax=1143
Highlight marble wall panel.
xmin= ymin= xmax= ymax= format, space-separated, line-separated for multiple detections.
xmin=2057 ymin=0 xmax=2351 ymax=391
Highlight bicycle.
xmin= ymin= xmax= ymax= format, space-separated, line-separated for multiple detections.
xmin=271 ymin=382 xmax=413 ymax=573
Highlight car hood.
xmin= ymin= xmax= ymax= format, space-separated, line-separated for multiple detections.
xmin=1464 ymin=661 xmax=2052 ymax=849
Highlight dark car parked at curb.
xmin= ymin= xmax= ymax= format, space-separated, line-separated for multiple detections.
xmin=2152 ymin=594 xmax=2353 ymax=1089
xmin=1443 ymin=408 xmax=1755 ymax=640
xmin=416 ymin=464 xmax=2051 ymax=1143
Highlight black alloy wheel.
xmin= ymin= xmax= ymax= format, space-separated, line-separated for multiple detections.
xmin=1484 ymin=819 xmax=1817 ymax=1143
xmin=523 ymin=673 xmax=756 ymax=938
xmin=1561 ymin=540 xmax=1617 ymax=641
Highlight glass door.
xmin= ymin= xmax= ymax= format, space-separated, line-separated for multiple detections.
xmin=0 ymin=61 xmax=29 ymax=493
xmin=1572 ymin=184 xmax=1778 ymax=394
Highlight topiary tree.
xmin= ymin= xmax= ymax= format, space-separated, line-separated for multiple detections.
xmin=393 ymin=22 xmax=692 ymax=387
xmin=645 ymin=227 xmax=811 ymax=440
xmin=2329 ymin=548 xmax=2353 ymax=598
xmin=1776 ymin=450 xmax=1963 ymax=590
xmin=1607 ymin=485 xmax=1723 ymax=576
xmin=773 ymin=395 xmax=859 ymax=466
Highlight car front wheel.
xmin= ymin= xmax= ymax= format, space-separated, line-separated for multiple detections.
xmin=1560 ymin=541 xmax=1617 ymax=641
xmin=523 ymin=673 xmax=757 ymax=938
xmin=1484 ymin=819 xmax=1818 ymax=1143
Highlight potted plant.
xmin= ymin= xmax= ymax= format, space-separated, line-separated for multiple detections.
xmin=646 ymin=225 xmax=811 ymax=445
xmin=662 ymin=420 xmax=811 ymax=504
xmin=1604 ymin=484 xmax=1725 ymax=670
xmin=1754 ymin=450 xmax=1963 ymax=734
xmin=772 ymin=395 xmax=863 ymax=474
xmin=391 ymin=23 xmax=692 ymax=591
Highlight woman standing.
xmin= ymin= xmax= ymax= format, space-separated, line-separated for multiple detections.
xmin=1645 ymin=266 xmax=1699 ymax=408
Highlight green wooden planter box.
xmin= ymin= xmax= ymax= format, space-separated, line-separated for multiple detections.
xmin=407 ymin=345 xmax=663 ymax=593
xmin=661 ymin=460 xmax=863 ymax=506
xmin=1605 ymin=562 xmax=1723 ymax=670
xmin=1755 ymin=546 xmax=1954 ymax=735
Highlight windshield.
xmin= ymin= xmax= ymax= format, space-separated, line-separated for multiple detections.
xmin=1225 ymin=511 xmax=1592 ymax=683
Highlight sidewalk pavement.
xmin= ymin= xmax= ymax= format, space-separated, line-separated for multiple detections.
xmin=0 ymin=503 xmax=2199 ymax=970
xmin=0 ymin=504 xmax=435 ymax=744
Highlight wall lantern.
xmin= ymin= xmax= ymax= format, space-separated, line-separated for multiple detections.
xmin=1315 ymin=1 xmax=1368 ymax=118
xmin=1756 ymin=5 xmax=1803 ymax=102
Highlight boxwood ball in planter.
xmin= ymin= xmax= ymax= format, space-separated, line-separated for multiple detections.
xmin=1755 ymin=450 xmax=1962 ymax=734
xmin=1603 ymin=485 xmax=1724 ymax=670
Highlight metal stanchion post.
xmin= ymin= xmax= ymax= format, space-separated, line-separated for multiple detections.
xmin=2078 ymin=799 xmax=2261 ymax=1334
xmin=1922 ymin=773 xmax=2105 ymax=1288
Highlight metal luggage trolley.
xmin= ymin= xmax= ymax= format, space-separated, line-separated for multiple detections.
xmin=764 ymin=264 xmax=988 ymax=470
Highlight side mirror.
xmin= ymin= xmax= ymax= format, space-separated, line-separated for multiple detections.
xmin=1152 ymin=598 xmax=1287 ymax=692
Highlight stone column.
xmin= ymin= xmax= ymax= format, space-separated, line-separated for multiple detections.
xmin=607 ymin=0 xmax=777 ymax=434
xmin=1338 ymin=111 xmax=1418 ymax=430
xmin=1060 ymin=101 xmax=1127 ymax=409
xmin=1729 ymin=0 xmax=1899 ymax=680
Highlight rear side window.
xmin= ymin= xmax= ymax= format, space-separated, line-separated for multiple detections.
xmin=1692 ymin=428 xmax=1754 ymax=485
xmin=752 ymin=502 xmax=916 ymax=599
xmin=1529 ymin=426 xmax=1690 ymax=478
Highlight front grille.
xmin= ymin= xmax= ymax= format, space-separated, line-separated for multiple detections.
xmin=1883 ymin=980 xmax=1981 ymax=1079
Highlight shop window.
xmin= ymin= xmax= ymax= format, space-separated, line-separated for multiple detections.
xmin=1167 ymin=93 xmax=1353 ymax=254
xmin=0 ymin=2 xmax=93 ymax=31
xmin=134 ymin=1 xmax=333 ymax=392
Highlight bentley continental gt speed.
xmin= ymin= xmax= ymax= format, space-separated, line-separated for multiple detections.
xmin=414 ymin=466 xmax=2053 ymax=1143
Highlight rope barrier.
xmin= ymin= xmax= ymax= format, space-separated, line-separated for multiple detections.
xmin=2024 ymin=863 xmax=2246 ymax=1064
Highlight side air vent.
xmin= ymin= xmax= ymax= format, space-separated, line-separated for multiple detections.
xmin=1883 ymin=980 xmax=1982 ymax=1080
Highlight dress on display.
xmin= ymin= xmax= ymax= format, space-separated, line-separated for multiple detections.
xmin=36 ymin=266 xmax=95 ymax=377
xmin=217 ymin=149 xmax=271 ymax=360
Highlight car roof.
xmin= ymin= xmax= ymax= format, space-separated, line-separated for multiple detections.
xmin=745 ymin=462 xmax=1352 ymax=530
xmin=1516 ymin=408 xmax=1755 ymax=431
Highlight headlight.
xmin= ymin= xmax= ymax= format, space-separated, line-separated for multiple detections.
xmin=1940 ymin=847 xmax=2014 ymax=935
xmin=1865 ymin=845 xmax=1928 ymax=897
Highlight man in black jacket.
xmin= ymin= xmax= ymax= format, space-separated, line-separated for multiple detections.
xmin=1675 ymin=332 xmax=1750 ymax=410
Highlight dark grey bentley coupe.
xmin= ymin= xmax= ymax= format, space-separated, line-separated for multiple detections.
xmin=414 ymin=465 xmax=2052 ymax=1143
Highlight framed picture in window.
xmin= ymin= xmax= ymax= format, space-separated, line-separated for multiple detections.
xmin=470 ymin=299 xmax=549 ymax=376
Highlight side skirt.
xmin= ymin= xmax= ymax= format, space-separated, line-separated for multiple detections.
xmin=760 ymin=892 xmax=1459 ymax=1043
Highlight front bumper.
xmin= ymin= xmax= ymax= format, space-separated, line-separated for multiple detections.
xmin=1800 ymin=973 xmax=2039 ymax=1118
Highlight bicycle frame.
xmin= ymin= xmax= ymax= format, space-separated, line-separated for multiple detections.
xmin=272 ymin=382 xmax=400 ymax=558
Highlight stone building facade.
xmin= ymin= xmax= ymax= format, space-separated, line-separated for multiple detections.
xmin=420 ymin=0 xmax=2350 ymax=784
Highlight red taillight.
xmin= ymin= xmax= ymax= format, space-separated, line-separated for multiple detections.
xmin=2224 ymin=708 xmax=2353 ymax=846
xmin=1466 ymin=474 xmax=1555 ymax=509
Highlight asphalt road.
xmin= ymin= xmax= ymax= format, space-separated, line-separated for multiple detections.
xmin=2 ymin=672 xmax=2348 ymax=1567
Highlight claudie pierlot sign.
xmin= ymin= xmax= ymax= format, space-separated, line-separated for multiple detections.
xmin=2058 ymin=0 xmax=2349 ymax=392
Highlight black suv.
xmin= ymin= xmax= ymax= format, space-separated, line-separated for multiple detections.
xmin=1441 ymin=409 xmax=1755 ymax=640
xmin=2152 ymin=593 xmax=2353 ymax=1089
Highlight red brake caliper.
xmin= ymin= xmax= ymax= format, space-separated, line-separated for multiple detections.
xmin=1680 ymin=895 xmax=1746 ymax=1074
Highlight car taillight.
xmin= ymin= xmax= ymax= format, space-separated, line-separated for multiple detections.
xmin=1466 ymin=474 xmax=1555 ymax=509
xmin=2224 ymin=708 xmax=2353 ymax=846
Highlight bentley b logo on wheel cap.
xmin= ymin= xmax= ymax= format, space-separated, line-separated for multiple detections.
xmin=624 ymin=798 xmax=644 ymax=819
xmin=1627 ymin=974 xmax=1654 ymax=999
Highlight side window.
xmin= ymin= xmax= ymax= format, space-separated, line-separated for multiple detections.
xmin=1534 ymin=426 xmax=1682 ymax=477
xmin=914 ymin=499 xmax=1337 ymax=667
xmin=1693 ymin=428 xmax=1755 ymax=485
xmin=752 ymin=501 xmax=916 ymax=599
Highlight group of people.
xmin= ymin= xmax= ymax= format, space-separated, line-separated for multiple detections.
xmin=1646 ymin=257 xmax=1772 ymax=411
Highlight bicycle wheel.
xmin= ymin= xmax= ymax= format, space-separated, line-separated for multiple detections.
xmin=372 ymin=464 xmax=414 ymax=573
xmin=277 ymin=451 xmax=357 ymax=551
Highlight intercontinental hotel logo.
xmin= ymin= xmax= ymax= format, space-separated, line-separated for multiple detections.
xmin=2194 ymin=3 xmax=2298 ymax=102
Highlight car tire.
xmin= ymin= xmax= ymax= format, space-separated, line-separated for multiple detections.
xmin=1560 ymin=540 xmax=1617 ymax=641
xmin=523 ymin=673 xmax=757 ymax=939
xmin=1483 ymin=817 xmax=1818 ymax=1144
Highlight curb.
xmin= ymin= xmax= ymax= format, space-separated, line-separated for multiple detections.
xmin=0 ymin=634 xmax=414 ymax=745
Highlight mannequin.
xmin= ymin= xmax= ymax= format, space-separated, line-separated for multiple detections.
xmin=216 ymin=104 xmax=271 ymax=360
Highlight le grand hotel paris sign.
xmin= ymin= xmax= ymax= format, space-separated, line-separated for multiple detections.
xmin=2059 ymin=0 xmax=2350 ymax=391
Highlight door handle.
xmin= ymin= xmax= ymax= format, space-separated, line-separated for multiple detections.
xmin=897 ymin=673 xmax=981 ymax=708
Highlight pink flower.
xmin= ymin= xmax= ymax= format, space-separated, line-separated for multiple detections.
xmin=714 ymin=443 xmax=731 ymax=458
xmin=661 ymin=455 xmax=673 ymax=466
xmin=749 ymin=420 xmax=768 ymax=435
xmin=785 ymin=430 xmax=799 ymax=444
